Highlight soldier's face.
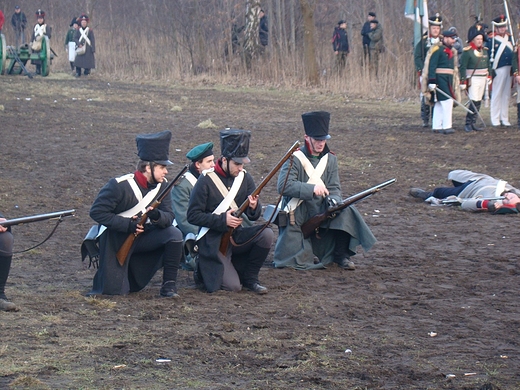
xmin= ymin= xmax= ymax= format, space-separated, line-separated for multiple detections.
xmin=497 ymin=26 xmax=507 ymax=35
xmin=503 ymin=192 xmax=520 ymax=206
xmin=305 ymin=135 xmax=327 ymax=155
xmin=430 ymin=26 xmax=441 ymax=38
xmin=472 ymin=36 xmax=483 ymax=47
xmin=222 ymin=158 xmax=244 ymax=177
xmin=195 ymin=155 xmax=215 ymax=173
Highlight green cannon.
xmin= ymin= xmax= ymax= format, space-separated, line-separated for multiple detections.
xmin=0 ymin=33 xmax=52 ymax=77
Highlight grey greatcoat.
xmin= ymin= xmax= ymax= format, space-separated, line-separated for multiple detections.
xmin=73 ymin=27 xmax=95 ymax=69
xmin=88 ymin=173 xmax=177 ymax=295
xmin=273 ymin=144 xmax=376 ymax=269
xmin=447 ymin=170 xmax=520 ymax=211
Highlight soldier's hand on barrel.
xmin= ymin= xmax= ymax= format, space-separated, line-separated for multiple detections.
xmin=313 ymin=184 xmax=329 ymax=197
xmin=428 ymin=83 xmax=436 ymax=91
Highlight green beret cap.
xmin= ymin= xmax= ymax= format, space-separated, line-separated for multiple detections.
xmin=186 ymin=142 xmax=214 ymax=162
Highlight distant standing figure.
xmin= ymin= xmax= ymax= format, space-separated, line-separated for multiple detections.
xmin=11 ymin=6 xmax=27 ymax=49
xmin=361 ymin=12 xmax=376 ymax=64
xmin=73 ymin=14 xmax=95 ymax=77
xmin=30 ymin=9 xmax=51 ymax=75
xmin=367 ymin=19 xmax=383 ymax=75
xmin=65 ymin=17 xmax=78 ymax=72
xmin=332 ymin=20 xmax=350 ymax=73
xmin=259 ymin=9 xmax=268 ymax=47
xmin=449 ymin=27 xmax=464 ymax=58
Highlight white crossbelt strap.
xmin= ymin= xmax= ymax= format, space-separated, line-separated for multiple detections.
xmin=34 ymin=24 xmax=46 ymax=37
xmin=282 ymin=150 xmax=329 ymax=212
xmin=495 ymin=180 xmax=507 ymax=197
xmin=79 ymin=27 xmax=91 ymax=46
xmin=97 ymin=174 xmax=162 ymax=237
xmin=172 ymin=172 xmax=198 ymax=227
xmin=196 ymin=169 xmax=244 ymax=240
xmin=492 ymin=35 xmax=513 ymax=70
xmin=184 ymin=171 xmax=198 ymax=187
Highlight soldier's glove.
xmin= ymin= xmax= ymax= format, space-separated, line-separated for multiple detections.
xmin=128 ymin=219 xmax=140 ymax=234
xmin=487 ymin=76 xmax=492 ymax=85
xmin=459 ymin=84 xmax=466 ymax=91
xmin=147 ymin=208 xmax=160 ymax=221
xmin=428 ymin=83 xmax=437 ymax=91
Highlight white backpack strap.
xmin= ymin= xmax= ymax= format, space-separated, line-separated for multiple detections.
xmin=184 ymin=171 xmax=198 ymax=187
xmin=79 ymin=27 xmax=91 ymax=46
xmin=196 ymin=170 xmax=244 ymax=240
xmin=282 ymin=151 xmax=329 ymax=212
xmin=172 ymin=172 xmax=198 ymax=227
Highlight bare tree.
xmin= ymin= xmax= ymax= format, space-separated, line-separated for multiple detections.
xmin=299 ymin=0 xmax=319 ymax=86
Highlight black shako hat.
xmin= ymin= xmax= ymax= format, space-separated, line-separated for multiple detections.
xmin=220 ymin=129 xmax=251 ymax=163
xmin=70 ymin=17 xmax=78 ymax=27
xmin=442 ymin=30 xmax=457 ymax=38
xmin=136 ymin=130 xmax=173 ymax=165
xmin=302 ymin=111 xmax=331 ymax=140
xmin=492 ymin=15 xmax=507 ymax=27
xmin=429 ymin=13 xmax=442 ymax=26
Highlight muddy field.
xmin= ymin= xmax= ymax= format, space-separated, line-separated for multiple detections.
xmin=1 ymin=72 xmax=519 ymax=389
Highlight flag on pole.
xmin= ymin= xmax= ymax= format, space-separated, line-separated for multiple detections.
xmin=405 ymin=0 xmax=429 ymax=48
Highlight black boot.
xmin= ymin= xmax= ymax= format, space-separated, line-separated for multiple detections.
xmin=241 ymin=245 xmax=270 ymax=294
xmin=333 ymin=231 xmax=356 ymax=270
xmin=160 ymin=240 xmax=183 ymax=298
xmin=421 ymin=97 xmax=430 ymax=127
xmin=517 ymin=103 xmax=520 ymax=129
xmin=472 ymin=101 xmax=484 ymax=131
xmin=464 ymin=112 xmax=473 ymax=132
xmin=0 ymin=255 xmax=16 ymax=311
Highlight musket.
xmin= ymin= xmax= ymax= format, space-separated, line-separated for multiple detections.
xmin=503 ymin=0 xmax=515 ymax=46
xmin=301 ymin=179 xmax=396 ymax=239
xmin=0 ymin=210 xmax=75 ymax=228
xmin=434 ymin=87 xmax=474 ymax=114
xmin=50 ymin=47 xmax=58 ymax=57
xmin=116 ymin=164 xmax=189 ymax=266
xmin=218 ymin=141 xmax=300 ymax=255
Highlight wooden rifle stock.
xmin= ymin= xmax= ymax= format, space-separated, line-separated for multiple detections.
xmin=0 ymin=210 xmax=75 ymax=228
xmin=116 ymin=164 xmax=189 ymax=266
xmin=218 ymin=141 xmax=300 ymax=255
xmin=301 ymin=178 xmax=396 ymax=239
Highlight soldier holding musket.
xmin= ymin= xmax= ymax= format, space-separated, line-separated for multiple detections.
xmin=414 ymin=13 xmax=443 ymax=128
xmin=460 ymin=25 xmax=491 ymax=132
xmin=486 ymin=15 xmax=514 ymax=127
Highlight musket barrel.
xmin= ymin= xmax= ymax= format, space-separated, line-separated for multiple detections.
xmin=0 ymin=209 xmax=76 ymax=228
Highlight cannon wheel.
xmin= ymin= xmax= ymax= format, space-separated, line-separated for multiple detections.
xmin=40 ymin=36 xmax=51 ymax=77
xmin=0 ymin=34 xmax=7 ymax=75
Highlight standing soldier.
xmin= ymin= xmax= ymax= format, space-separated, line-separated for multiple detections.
xmin=460 ymin=25 xmax=491 ymax=132
xmin=486 ymin=15 xmax=514 ymax=127
xmin=361 ymin=12 xmax=376 ymax=64
xmin=422 ymin=30 xmax=461 ymax=134
xmin=332 ymin=20 xmax=350 ymax=73
xmin=367 ymin=19 xmax=383 ymax=76
xmin=30 ymin=9 xmax=51 ymax=75
xmin=414 ymin=13 xmax=443 ymax=128
xmin=64 ymin=17 xmax=78 ymax=73
xmin=73 ymin=14 xmax=95 ymax=77
xmin=11 ymin=6 xmax=27 ymax=50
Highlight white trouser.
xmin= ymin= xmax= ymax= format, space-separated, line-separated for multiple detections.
xmin=432 ymin=99 xmax=453 ymax=130
xmin=490 ymin=66 xmax=512 ymax=125
xmin=468 ymin=76 xmax=486 ymax=101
